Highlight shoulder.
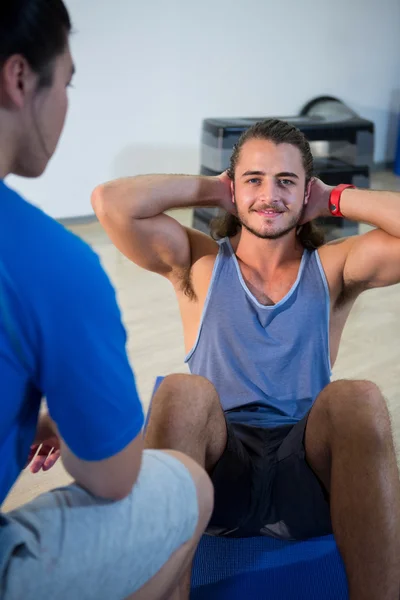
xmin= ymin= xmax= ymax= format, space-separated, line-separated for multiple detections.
xmin=317 ymin=235 xmax=355 ymax=265
xmin=316 ymin=228 xmax=397 ymax=304
xmin=315 ymin=230 xmax=391 ymax=302
xmin=0 ymin=181 xmax=114 ymax=316
xmin=0 ymin=180 xmax=94 ymax=261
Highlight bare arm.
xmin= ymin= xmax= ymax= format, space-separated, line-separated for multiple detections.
xmin=308 ymin=180 xmax=400 ymax=290
xmin=37 ymin=236 xmax=147 ymax=502
xmin=338 ymin=187 xmax=400 ymax=289
xmin=60 ymin=431 xmax=143 ymax=501
xmin=91 ymin=174 xmax=233 ymax=278
xmin=339 ymin=187 xmax=400 ymax=239
xmin=31 ymin=412 xmax=143 ymax=500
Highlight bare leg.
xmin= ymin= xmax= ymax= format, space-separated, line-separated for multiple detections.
xmin=305 ymin=380 xmax=400 ymax=600
xmin=144 ymin=374 xmax=227 ymax=598
xmin=126 ymin=450 xmax=214 ymax=600
xmin=145 ymin=374 xmax=227 ymax=471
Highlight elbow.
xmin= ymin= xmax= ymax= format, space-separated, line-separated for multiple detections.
xmin=107 ymin=457 xmax=143 ymax=501
xmin=91 ymin=185 xmax=109 ymax=221
xmin=106 ymin=450 xmax=143 ymax=501
xmin=91 ymin=181 xmax=142 ymax=221
xmin=102 ymin=468 xmax=142 ymax=502
xmin=76 ymin=464 xmax=141 ymax=503
xmin=111 ymin=473 xmax=140 ymax=501
xmin=100 ymin=482 xmax=135 ymax=502
xmin=97 ymin=452 xmax=143 ymax=501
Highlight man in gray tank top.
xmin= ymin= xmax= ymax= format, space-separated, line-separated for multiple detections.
xmin=93 ymin=120 xmax=400 ymax=600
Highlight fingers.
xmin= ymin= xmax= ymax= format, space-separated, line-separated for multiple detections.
xmin=25 ymin=444 xmax=39 ymax=468
xmin=28 ymin=445 xmax=61 ymax=474
xmin=30 ymin=454 xmax=46 ymax=474
xmin=42 ymin=449 xmax=61 ymax=471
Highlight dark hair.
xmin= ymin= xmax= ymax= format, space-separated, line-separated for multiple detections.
xmin=210 ymin=119 xmax=325 ymax=251
xmin=0 ymin=0 xmax=71 ymax=88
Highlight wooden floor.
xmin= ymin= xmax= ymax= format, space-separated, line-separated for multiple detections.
xmin=4 ymin=171 xmax=400 ymax=512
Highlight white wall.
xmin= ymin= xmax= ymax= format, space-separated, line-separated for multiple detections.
xmin=8 ymin=0 xmax=400 ymax=219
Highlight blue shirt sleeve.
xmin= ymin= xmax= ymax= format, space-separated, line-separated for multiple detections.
xmin=37 ymin=233 xmax=144 ymax=462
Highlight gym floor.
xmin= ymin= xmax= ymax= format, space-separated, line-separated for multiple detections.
xmin=3 ymin=170 xmax=400 ymax=513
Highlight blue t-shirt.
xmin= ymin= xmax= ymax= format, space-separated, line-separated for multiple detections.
xmin=0 ymin=180 xmax=144 ymax=505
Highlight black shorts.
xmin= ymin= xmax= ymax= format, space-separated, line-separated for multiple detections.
xmin=207 ymin=411 xmax=332 ymax=540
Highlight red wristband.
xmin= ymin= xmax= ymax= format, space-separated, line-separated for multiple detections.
xmin=329 ymin=184 xmax=355 ymax=218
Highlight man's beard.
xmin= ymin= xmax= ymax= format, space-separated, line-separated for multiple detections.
xmin=237 ymin=206 xmax=304 ymax=240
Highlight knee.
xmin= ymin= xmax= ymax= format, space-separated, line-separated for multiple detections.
xmin=150 ymin=374 xmax=220 ymax=427
xmin=319 ymin=379 xmax=391 ymax=442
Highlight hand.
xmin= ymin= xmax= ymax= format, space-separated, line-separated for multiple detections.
xmin=25 ymin=412 xmax=61 ymax=474
xmin=216 ymin=171 xmax=237 ymax=215
xmin=26 ymin=436 xmax=61 ymax=474
xmin=300 ymin=178 xmax=333 ymax=224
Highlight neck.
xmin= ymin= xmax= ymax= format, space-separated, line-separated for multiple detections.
xmin=0 ymin=113 xmax=18 ymax=179
xmin=232 ymin=227 xmax=303 ymax=271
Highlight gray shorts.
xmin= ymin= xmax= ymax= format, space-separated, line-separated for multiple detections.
xmin=0 ymin=450 xmax=198 ymax=600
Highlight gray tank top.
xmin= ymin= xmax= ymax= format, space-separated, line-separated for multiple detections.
xmin=185 ymin=238 xmax=331 ymax=426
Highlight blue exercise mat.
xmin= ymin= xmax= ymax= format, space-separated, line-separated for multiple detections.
xmin=150 ymin=377 xmax=348 ymax=599
xmin=191 ymin=533 xmax=347 ymax=599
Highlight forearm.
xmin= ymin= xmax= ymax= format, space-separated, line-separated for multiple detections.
xmin=340 ymin=188 xmax=400 ymax=237
xmin=93 ymin=174 xmax=228 ymax=219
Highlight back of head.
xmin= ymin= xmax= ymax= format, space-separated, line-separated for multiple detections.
xmin=210 ymin=119 xmax=325 ymax=250
xmin=0 ymin=0 xmax=72 ymax=179
xmin=0 ymin=0 xmax=71 ymax=87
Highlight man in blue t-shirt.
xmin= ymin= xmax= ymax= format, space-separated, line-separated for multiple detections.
xmin=0 ymin=2 xmax=213 ymax=599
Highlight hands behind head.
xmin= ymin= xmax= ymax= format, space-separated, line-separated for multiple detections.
xmin=299 ymin=178 xmax=333 ymax=225
xmin=216 ymin=171 xmax=237 ymax=215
